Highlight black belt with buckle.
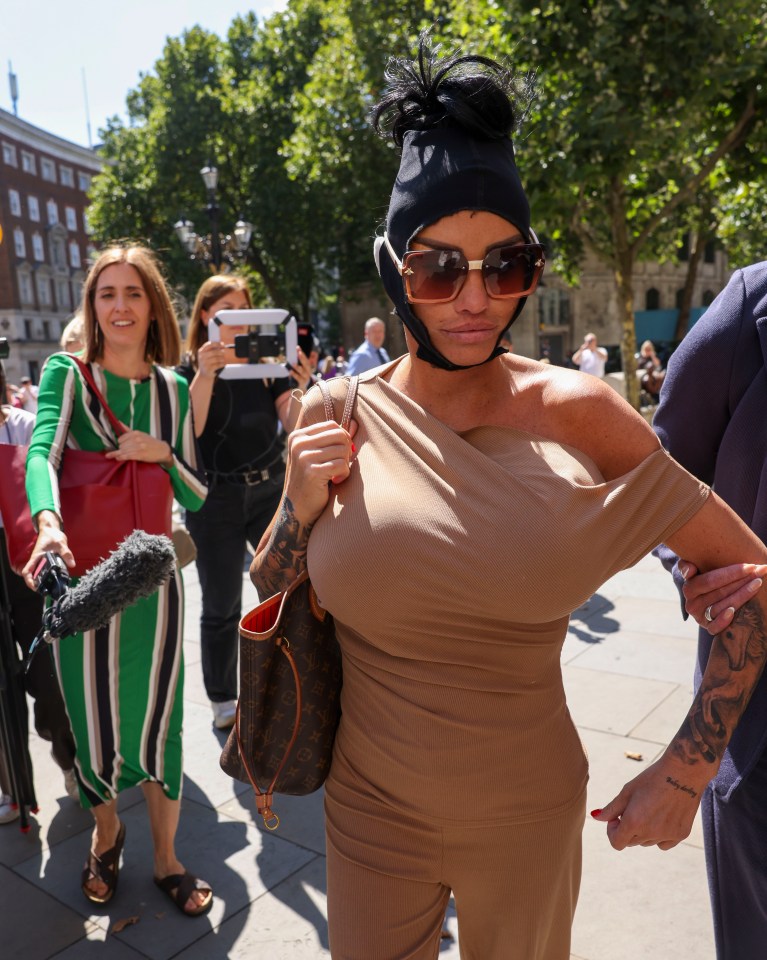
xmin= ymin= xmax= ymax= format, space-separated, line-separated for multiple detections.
xmin=206 ymin=464 xmax=283 ymax=486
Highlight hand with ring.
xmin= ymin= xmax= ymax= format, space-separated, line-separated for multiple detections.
xmin=680 ymin=560 xmax=767 ymax=635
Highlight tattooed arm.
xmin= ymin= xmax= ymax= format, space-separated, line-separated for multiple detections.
xmin=594 ymin=489 xmax=767 ymax=850
xmin=250 ymin=417 xmax=355 ymax=599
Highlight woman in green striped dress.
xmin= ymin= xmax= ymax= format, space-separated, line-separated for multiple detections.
xmin=22 ymin=244 xmax=212 ymax=916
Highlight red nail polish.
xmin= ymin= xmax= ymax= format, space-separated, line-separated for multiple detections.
xmin=351 ymin=443 xmax=356 ymax=453
xmin=590 ymin=809 xmax=602 ymax=818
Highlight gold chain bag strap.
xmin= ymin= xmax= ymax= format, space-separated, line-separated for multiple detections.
xmin=219 ymin=376 xmax=359 ymax=829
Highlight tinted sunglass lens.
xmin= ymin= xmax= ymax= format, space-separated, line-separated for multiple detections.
xmin=484 ymin=247 xmax=534 ymax=297
xmin=408 ymin=250 xmax=466 ymax=301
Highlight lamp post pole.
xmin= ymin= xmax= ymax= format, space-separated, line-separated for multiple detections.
xmin=174 ymin=165 xmax=253 ymax=273
xmin=201 ymin=165 xmax=222 ymax=272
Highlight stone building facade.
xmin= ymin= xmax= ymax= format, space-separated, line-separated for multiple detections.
xmin=0 ymin=108 xmax=101 ymax=386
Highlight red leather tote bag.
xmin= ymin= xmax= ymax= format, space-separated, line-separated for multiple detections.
xmin=0 ymin=358 xmax=172 ymax=576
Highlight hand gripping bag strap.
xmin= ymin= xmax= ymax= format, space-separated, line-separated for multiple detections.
xmin=0 ymin=358 xmax=92 ymax=571
xmin=1 ymin=357 xmax=173 ymax=575
xmin=224 ymin=377 xmax=357 ymax=828
xmin=318 ymin=375 xmax=359 ymax=432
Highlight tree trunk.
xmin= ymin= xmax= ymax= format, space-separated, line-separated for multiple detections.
xmin=608 ymin=178 xmax=640 ymax=410
xmin=615 ymin=261 xmax=641 ymax=410
xmin=674 ymin=230 xmax=706 ymax=342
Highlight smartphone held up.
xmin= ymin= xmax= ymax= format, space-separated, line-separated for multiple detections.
xmin=209 ymin=310 xmax=314 ymax=380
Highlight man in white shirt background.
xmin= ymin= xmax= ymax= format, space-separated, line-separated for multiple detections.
xmin=572 ymin=332 xmax=608 ymax=379
xmin=17 ymin=377 xmax=39 ymax=413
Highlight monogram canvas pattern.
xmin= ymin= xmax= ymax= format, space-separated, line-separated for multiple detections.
xmin=220 ymin=573 xmax=342 ymax=797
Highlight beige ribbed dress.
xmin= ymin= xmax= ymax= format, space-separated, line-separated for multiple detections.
xmin=302 ymin=368 xmax=709 ymax=960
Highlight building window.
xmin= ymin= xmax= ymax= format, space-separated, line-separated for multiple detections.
xmin=21 ymin=151 xmax=36 ymax=174
xmin=704 ymin=241 xmax=716 ymax=264
xmin=17 ymin=271 xmax=34 ymax=304
xmin=702 ymin=289 xmax=716 ymax=306
xmin=46 ymin=199 xmax=59 ymax=225
xmin=2 ymin=142 xmax=17 ymax=166
xmin=42 ymin=320 xmax=51 ymax=339
xmin=59 ymin=165 xmax=74 ymax=187
xmin=8 ymin=189 xmax=21 ymax=215
xmin=65 ymin=206 xmax=77 ymax=231
xmin=675 ymin=288 xmax=686 ymax=309
xmin=37 ymin=276 xmax=52 ymax=307
xmin=57 ymin=279 xmax=71 ymax=311
xmin=77 ymin=171 xmax=91 ymax=192
xmin=24 ymin=319 xmax=33 ymax=339
xmin=32 ymin=234 xmax=45 ymax=261
xmin=28 ymin=196 xmax=40 ymax=221
xmin=41 ymin=157 xmax=56 ymax=182
xmin=537 ymin=287 xmax=571 ymax=328
xmin=51 ymin=235 xmax=67 ymax=269
xmin=69 ymin=242 xmax=81 ymax=268
xmin=13 ymin=227 xmax=26 ymax=258
xmin=646 ymin=288 xmax=661 ymax=310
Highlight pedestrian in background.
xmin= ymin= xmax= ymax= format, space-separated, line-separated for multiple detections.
xmin=23 ymin=243 xmax=212 ymax=916
xmin=177 ymin=274 xmax=313 ymax=731
xmin=346 ymin=317 xmax=391 ymax=375
xmin=17 ymin=376 xmax=38 ymax=413
xmin=0 ymin=360 xmax=77 ymax=822
xmin=635 ymin=338 xmax=665 ymax=402
xmin=60 ymin=314 xmax=85 ymax=354
xmin=572 ymin=332 xmax=607 ymax=378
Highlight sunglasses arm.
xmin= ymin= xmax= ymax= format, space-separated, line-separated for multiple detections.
xmin=383 ymin=233 xmax=410 ymax=276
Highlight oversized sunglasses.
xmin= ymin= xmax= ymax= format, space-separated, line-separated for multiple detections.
xmin=383 ymin=230 xmax=545 ymax=304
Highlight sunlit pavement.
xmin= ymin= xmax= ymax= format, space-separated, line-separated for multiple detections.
xmin=1 ymin=552 xmax=713 ymax=959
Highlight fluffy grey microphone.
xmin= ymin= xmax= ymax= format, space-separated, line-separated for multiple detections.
xmin=46 ymin=531 xmax=176 ymax=638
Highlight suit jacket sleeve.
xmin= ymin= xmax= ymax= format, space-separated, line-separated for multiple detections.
xmin=652 ymin=268 xmax=747 ymax=608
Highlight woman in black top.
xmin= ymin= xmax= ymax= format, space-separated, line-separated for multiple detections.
xmin=177 ymin=274 xmax=313 ymax=729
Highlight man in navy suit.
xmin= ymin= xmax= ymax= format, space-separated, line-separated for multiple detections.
xmin=347 ymin=318 xmax=390 ymax=375
xmin=654 ymin=262 xmax=767 ymax=960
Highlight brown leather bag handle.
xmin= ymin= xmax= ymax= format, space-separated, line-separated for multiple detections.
xmin=236 ymin=378 xmax=359 ymax=829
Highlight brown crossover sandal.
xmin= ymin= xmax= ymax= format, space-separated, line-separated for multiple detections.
xmin=81 ymin=821 xmax=126 ymax=904
xmin=154 ymin=871 xmax=213 ymax=917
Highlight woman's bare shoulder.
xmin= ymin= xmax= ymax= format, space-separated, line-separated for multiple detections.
xmin=509 ymin=360 xmax=661 ymax=480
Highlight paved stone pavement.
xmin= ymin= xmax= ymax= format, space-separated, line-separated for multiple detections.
xmin=1 ymin=552 xmax=715 ymax=959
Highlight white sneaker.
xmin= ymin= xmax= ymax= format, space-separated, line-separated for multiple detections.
xmin=0 ymin=794 xmax=19 ymax=824
xmin=211 ymin=700 xmax=237 ymax=730
xmin=62 ymin=768 xmax=80 ymax=802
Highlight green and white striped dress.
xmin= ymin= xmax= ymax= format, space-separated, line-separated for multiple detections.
xmin=26 ymin=354 xmax=207 ymax=807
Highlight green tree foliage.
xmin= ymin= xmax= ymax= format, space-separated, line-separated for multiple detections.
xmin=88 ymin=0 xmax=767 ymax=401
xmin=89 ymin=6 xmax=338 ymax=319
xmin=444 ymin=0 xmax=767 ymax=405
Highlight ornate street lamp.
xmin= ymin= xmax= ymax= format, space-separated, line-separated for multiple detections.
xmin=174 ymin=165 xmax=253 ymax=271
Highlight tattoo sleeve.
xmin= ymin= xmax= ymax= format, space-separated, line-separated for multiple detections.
xmin=669 ymin=599 xmax=767 ymax=771
xmin=250 ymin=496 xmax=314 ymax=598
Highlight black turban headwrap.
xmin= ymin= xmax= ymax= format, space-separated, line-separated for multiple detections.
xmin=374 ymin=126 xmax=532 ymax=371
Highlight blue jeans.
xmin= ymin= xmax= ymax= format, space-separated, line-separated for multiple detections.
xmin=186 ymin=474 xmax=284 ymax=702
